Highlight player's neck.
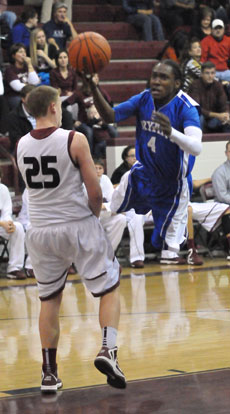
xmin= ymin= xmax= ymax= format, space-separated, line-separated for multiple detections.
xmin=36 ymin=118 xmax=58 ymax=129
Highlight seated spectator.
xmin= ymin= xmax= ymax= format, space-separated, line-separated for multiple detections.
xmin=0 ymin=1 xmax=16 ymax=30
xmin=93 ymin=159 xmax=127 ymax=252
xmin=212 ymin=141 xmax=230 ymax=208
xmin=66 ymin=73 xmax=117 ymax=158
xmin=43 ymin=2 xmax=77 ymax=51
xmin=50 ymin=49 xmax=77 ymax=100
xmin=4 ymin=43 xmax=40 ymax=109
xmin=16 ymin=188 xmax=35 ymax=277
xmin=23 ymin=0 xmax=73 ymax=24
xmin=187 ymin=200 xmax=230 ymax=263
xmin=157 ymin=29 xmax=190 ymax=64
xmin=182 ymin=37 xmax=202 ymax=92
xmin=0 ymin=174 xmax=26 ymax=280
xmin=11 ymin=7 xmax=38 ymax=53
xmin=157 ymin=0 xmax=196 ymax=36
xmin=110 ymin=146 xmax=147 ymax=269
xmin=122 ymin=0 xmax=165 ymax=41
xmin=201 ymin=19 xmax=230 ymax=82
xmin=111 ymin=145 xmax=135 ymax=186
xmin=190 ymin=6 xmax=214 ymax=40
xmin=0 ymin=69 xmax=9 ymax=134
xmin=188 ymin=61 xmax=230 ymax=133
xmin=30 ymin=27 xmax=56 ymax=85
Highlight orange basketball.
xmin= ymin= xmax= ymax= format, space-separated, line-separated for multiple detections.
xmin=68 ymin=32 xmax=111 ymax=74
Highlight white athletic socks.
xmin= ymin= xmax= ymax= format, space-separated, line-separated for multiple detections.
xmin=102 ymin=326 xmax=117 ymax=349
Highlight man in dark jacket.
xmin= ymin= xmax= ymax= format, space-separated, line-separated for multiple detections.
xmin=188 ymin=61 xmax=230 ymax=133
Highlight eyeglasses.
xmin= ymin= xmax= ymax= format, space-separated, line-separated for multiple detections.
xmin=127 ymin=154 xmax=136 ymax=158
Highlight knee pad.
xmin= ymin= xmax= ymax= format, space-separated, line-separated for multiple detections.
xmin=222 ymin=214 xmax=230 ymax=235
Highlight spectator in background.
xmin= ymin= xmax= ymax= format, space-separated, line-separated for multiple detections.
xmin=111 ymin=145 xmax=136 ymax=186
xmin=0 ymin=174 xmax=26 ymax=280
xmin=111 ymin=145 xmax=147 ymax=269
xmin=4 ymin=43 xmax=40 ymax=109
xmin=43 ymin=2 xmax=77 ymax=51
xmin=7 ymin=84 xmax=37 ymax=154
xmin=201 ymin=19 xmax=230 ymax=82
xmin=7 ymin=84 xmax=74 ymax=156
xmin=212 ymin=141 xmax=230 ymax=206
xmin=182 ymin=37 xmax=202 ymax=92
xmin=190 ymin=6 xmax=214 ymax=40
xmin=122 ymin=0 xmax=165 ymax=41
xmin=23 ymin=0 xmax=73 ymax=23
xmin=0 ymin=69 xmax=9 ymax=134
xmin=188 ymin=61 xmax=230 ymax=132
xmin=65 ymin=73 xmax=117 ymax=158
xmin=157 ymin=0 xmax=196 ymax=35
xmin=30 ymin=27 xmax=56 ymax=85
xmin=0 ymin=1 xmax=16 ymax=30
xmin=157 ymin=29 xmax=190 ymax=64
xmin=11 ymin=7 xmax=38 ymax=53
xmin=92 ymin=159 xmax=127 ymax=253
xmin=50 ymin=49 xmax=77 ymax=100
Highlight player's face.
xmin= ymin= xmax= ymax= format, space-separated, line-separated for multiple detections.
xmin=189 ymin=42 xmax=201 ymax=60
xmin=95 ymin=164 xmax=104 ymax=178
xmin=125 ymin=149 xmax=136 ymax=167
xmin=150 ymin=63 xmax=181 ymax=105
xmin=201 ymin=68 xmax=216 ymax=84
xmin=36 ymin=30 xmax=46 ymax=47
xmin=55 ymin=7 xmax=67 ymax=22
xmin=58 ymin=52 xmax=68 ymax=69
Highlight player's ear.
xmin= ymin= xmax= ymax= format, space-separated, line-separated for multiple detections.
xmin=50 ymin=101 xmax=56 ymax=114
xmin=175 ymin=79 xmax=181 ymax=90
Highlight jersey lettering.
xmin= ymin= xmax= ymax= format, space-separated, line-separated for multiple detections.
xmin=24 ymin=156 xmax=60 ymax=189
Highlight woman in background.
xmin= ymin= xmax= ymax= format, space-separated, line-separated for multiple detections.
xmin=30 ymin=28 xmax=56 ymax=84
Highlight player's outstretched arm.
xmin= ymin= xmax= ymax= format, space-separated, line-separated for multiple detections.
xmin=70 ymin=132 xmax=102 ymax=217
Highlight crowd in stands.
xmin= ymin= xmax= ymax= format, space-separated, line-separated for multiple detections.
xmin=1 ymin=0 xmax=230 ymax=278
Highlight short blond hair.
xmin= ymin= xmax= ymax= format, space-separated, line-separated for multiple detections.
xmin=27 ymin=85 xmax=59 ymax=118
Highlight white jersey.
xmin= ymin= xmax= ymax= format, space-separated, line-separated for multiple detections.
xmin=17 ymin=127 xmax=92 ymax=227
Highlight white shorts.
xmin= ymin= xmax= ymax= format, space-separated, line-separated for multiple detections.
xmin=26 ymin=216 xmax=120 ymax=300
xmin=190 ymin=201 xmax=229 ymax=232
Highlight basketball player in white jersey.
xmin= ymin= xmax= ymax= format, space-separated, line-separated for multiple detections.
xmin=16 ymin=85 xmax=126 ymax=392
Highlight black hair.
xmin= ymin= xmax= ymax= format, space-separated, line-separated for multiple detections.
xmin=161 ymin=59 xmax=183 ymax=83
xmin=9 ymin=43 xmax=26 ymax=63
xmin=225 ymin=141 xmax=230 ymax=151
xmin=121 ymin=145 xmax=135 ymax=161
xmin=55 ymin=49 xmax=69 ymax=67
xmin=93 ymin=158 xmax=104 ymax=167
xmin=201 ymin=61 xmax=216 ymax=72
xmin=13 ymin=6 xmax=37 ymax=26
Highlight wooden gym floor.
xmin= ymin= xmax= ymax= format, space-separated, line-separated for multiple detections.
xmin=1 ymin=257 xmax=230 ymax=413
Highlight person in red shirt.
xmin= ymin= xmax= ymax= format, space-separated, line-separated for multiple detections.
xmin=201 ymin=19 xmax=230 ymax=82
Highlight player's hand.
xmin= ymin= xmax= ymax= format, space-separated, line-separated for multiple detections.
xmin=3 ymin=221 xmax=15 ymax=234
xmin=152 ymin=112 xmax=172 ymax=137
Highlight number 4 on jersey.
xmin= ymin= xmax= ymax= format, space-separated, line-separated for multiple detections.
xmin=147 ymin=136 xmax=156 ymax=153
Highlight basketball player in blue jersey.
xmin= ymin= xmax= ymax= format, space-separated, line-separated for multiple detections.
xmin=85 ymin=60 xmax=202 ymax=263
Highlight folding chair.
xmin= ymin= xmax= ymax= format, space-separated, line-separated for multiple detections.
xmin=0 ymin=236 xmax=9 ymax=262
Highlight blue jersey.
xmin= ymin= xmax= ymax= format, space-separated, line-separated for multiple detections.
xmin=114 ymin=89 xmax=200 ymax=181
